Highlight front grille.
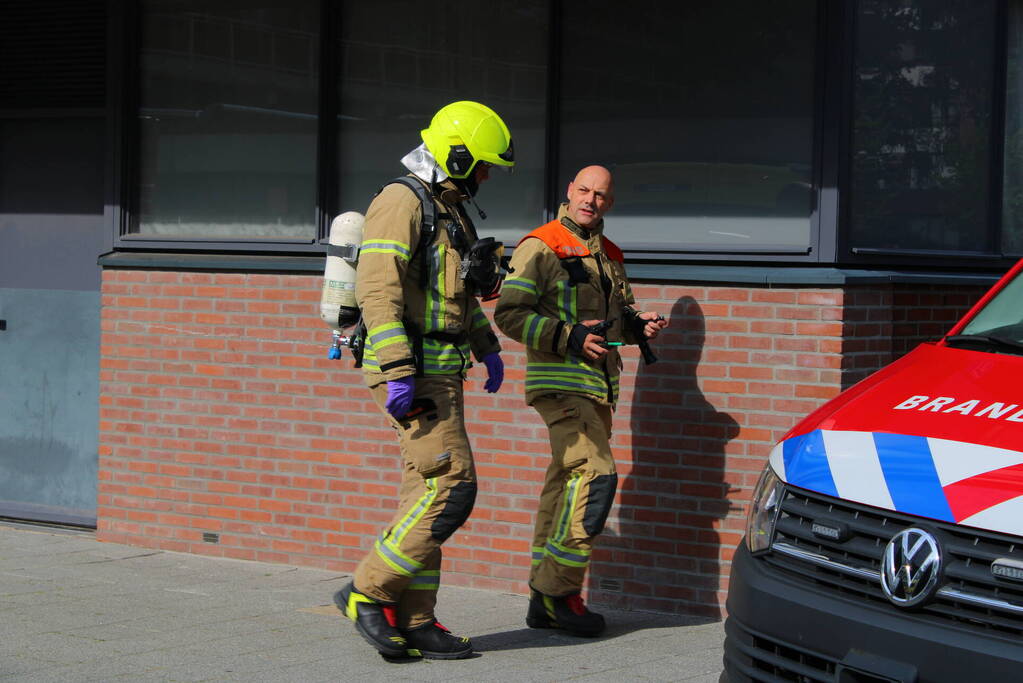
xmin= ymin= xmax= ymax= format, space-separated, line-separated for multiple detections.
xmin=724 ymin=617 xmax=836 ymax=683
xmin=765 ymin=486 xmax=1023 ymax=638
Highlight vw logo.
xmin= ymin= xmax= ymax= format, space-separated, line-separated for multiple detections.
xmin=880 ymin=527 xmax=942 ymax=607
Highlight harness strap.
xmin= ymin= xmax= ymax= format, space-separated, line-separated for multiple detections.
xmin=560 ymin=256 xmax=590 ymax=285
xmin=387 ymin=176 xmax=437 ymax=290
xmin=423 ymin=330 xmax=468 ymax=345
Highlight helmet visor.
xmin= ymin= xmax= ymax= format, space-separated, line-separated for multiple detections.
xmin=485 ymin=137 xmax=515 ymax=174
xmin=498 ymin=138 xmax=514 ymax=164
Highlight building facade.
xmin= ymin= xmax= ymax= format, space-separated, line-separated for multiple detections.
xmin=2 ymin=0 xmax=1020 ymax=616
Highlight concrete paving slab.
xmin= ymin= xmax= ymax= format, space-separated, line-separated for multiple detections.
xmin=0 ymin=522 xmax=725 ymax=682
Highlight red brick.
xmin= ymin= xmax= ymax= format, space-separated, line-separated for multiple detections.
xmin=97 ymin=269 xmax=987 ymax=618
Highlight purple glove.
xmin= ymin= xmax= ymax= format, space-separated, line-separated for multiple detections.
xmin=482 ymin=352 xmax=504 ymax=393
xmin=385 ymin=376 xmax=415 ymax=418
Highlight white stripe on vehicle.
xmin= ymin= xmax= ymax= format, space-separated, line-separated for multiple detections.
xmin=822 ymin=430 xmax=895 ymax=510
xmin=927 ymin=437 xmax=1023 ymax=487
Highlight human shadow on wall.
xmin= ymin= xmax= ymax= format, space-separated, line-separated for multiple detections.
xmin=587 ymin=295 xmax=740 ymax=619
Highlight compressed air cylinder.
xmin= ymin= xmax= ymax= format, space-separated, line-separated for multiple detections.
xmin=320 ymin=211 xmax=364 ymax=332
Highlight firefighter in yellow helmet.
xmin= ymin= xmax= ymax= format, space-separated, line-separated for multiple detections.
xmin=495 ymin=165 xmax=668 ymax=636
xmin=334 ymin=101 xmax=514 ymax=660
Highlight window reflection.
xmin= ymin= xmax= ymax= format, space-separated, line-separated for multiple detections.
xmin=335 ymin=1 xmax=548 ymax=245
xmin=1004 ymin=1 xmax=1023 ymax=254
xmin=851 ymin=0 xmax=996 ymax=253
xmin=135 ymin=2 xmax=319 ymax=239
xmin=558 ymin=1 xmax=816 ymax=251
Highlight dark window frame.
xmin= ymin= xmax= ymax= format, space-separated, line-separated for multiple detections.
xmin=108 ymin=0 xmax=836 ymax=262
xmin=104 ymin=0 xmax=1019 ymax=271
xmin=546 ymin=0 xmax=831 ymax=265
xmin=838 ymin=0 xmax=1017 ymax=271
xmin=110 ymin=1 xmax=329 ymax=254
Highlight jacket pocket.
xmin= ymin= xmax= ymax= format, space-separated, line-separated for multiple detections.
xmin=432 ymin=241 xmax=468 ymax=333
xmin=444 ymin=242 xmax=467 ymax=304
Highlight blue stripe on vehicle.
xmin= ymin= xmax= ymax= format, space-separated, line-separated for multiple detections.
xmin=873 ymin=433 xmax=955 ymax=523
xmin=782 ymin=430 xmax=838 ymax=498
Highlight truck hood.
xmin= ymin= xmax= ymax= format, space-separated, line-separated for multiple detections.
xmin=769 ymin=343 xmax=1023 ymax=537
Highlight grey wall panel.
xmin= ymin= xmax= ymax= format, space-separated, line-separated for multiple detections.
xmin=0 ymin=4 xmax=108 ymax=526
xmin=0 ymin=288 xmax=100 ymax=525
xmin=0 ymin=116 xmax=106 ymax=292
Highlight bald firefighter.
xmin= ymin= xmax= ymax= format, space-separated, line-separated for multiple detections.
xmin=334 ymin=101 xmax=514 ymax=660
xmin=494 ymin=165 xmax=668 ymax=636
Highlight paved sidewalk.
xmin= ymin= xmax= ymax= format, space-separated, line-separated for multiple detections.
xmin=0 ymin=522 xmax=724 ymax=682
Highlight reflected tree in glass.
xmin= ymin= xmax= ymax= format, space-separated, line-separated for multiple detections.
xmin=850 ymin=0 xmax=996 ymax=253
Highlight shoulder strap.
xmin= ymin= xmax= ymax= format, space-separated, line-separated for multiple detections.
xmin=386 ymin=176 xmax=437 ymax=254
xmin=383 ymin=176 xmax=437 ymax=290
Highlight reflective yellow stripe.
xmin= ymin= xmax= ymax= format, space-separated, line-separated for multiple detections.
xmin=344 ymin=587 xmax=377 ymax=621
xmin=553 ymin=471 xmax=583 ymax=544
xmin=407 ymin=569 xmax=441 ymax=590
xmin=504 ymin=276 xmax=537 ymax=297
xmin=545 ymin=538 xmax=590 ymax=568
xmin=522 ymin=313 xmax=546 ymax=348
xmin=367 ymin=321 xmax=408 ymax=351
xmin=557 ymin=280 xmax=577 ymax=321
xmin=361 ymin=239 xmax=411 ymax=261
xmin=471 ymin=305 xmax=490 ymax=331
xmin=543 ymin=471 xmax=590 ymax=568
xmin=373 ymin=478 xmax=439 ymax=577
xmin=526 ymin=362 xmax=611 ymax=399
xmin=388 ymin=478 xmax=439 ymax=546
xmin=374 ymin=536 xmax=422 ymax=576
xmin=426 ymin=244 xmax=447 ymax=333
xmin=422 ymin=339 xmax=469 ymax=374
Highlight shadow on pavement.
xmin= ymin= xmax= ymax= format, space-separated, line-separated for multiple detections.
xmin=472 ymin=614 xmax=718 ymax=652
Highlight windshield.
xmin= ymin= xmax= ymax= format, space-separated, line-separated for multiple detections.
xmin=957 ymin=270 xmax=1023 ymax=343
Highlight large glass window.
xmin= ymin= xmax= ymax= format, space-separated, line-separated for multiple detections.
xmin=1004 ymin=1 xmax=1023 ymax=254
xmin=335 ymin=1 xmax=548 ymax=245
xmin=558 ymin=1 xmax=817 ymax=252
xmin=134 ymin=1 xmax=320 ymax=240
xmin=850 ymin=0 xmax=997 ymax=254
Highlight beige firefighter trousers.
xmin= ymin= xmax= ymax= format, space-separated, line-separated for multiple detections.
xmin=529 ymin=392 xmax=618 ymax=597
xmin=353 ymin=375 xmax=477 ymax=629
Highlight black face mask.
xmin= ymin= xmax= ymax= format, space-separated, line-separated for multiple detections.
xmin=462 ymin=237 xmax=506 ymax=301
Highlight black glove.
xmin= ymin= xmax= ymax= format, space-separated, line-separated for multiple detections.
xmin=568 ymin=323 xmax=591 ymax=354
xmin=568 ymin=320 xmax=612 ymax=354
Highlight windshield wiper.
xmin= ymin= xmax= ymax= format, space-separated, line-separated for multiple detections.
xmin=944 ymin=334 xmax=1023 ymax=354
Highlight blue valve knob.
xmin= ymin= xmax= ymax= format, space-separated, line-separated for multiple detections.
xmin=328 ymin=346 xmax=342 ymax=360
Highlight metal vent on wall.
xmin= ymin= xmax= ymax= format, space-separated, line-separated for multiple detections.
xmin=0 ymin=1 xmax=106 ymax=110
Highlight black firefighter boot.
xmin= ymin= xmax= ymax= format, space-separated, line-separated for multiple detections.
xmin=333 ymin=582 xmax=409 ymax=658
xmin=526 ymin=590 xmax=606 ymax=637
xmin=401 ymin=620 xmax=474 ymax=659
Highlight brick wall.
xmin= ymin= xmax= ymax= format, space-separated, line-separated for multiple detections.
xmin=841 ymin=284 xmax=987 ymax=388
xmin=96 ymin=269 xmax=985 ymax=617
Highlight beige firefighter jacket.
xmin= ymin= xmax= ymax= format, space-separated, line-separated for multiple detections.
xmin=494 ymin=204 xmax=637 ymax=407
xmin=355 ymin=175 xmax=501 ymax=388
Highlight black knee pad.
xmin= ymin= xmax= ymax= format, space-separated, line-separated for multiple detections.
xmin=431 ymin=481 xmax=477 ymax=541
xmin=583 ymin=473 xmax=618 ymax=537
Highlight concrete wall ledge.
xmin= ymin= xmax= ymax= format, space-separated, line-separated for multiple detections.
xmin=99 ymin=250 xmax=1003 ymax=287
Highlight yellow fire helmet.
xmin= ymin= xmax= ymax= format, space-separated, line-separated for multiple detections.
xmin=421 ymin=101 xmax=514 ymax=179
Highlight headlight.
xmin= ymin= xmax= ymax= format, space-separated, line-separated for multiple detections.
xmin=746 ymin=465 xmax=785 ymax=554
